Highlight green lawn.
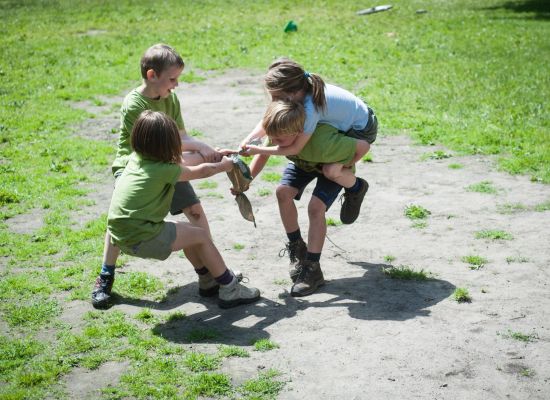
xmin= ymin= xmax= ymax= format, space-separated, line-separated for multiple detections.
xmin=0 ymin=0 xmax=548 ymax=398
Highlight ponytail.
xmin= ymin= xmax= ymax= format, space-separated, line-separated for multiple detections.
xmin=265 ymin=58 xmax=326 ymax=112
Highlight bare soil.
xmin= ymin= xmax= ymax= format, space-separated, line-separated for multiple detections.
xmin=61 ymin=69 xmax=550 ymax=399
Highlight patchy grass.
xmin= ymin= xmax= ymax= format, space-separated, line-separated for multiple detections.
xmin=383 ymin=265 xmax=430 ymax=280
xmin=499 ymin=330 xmax=538 ymax=343
xmin=448 ymin=163 xmax=463 ymax=169
xmin=404 ymin=204 xmax=431 ymax=220
xmin=475 ymin=229 xmax=514 ymax=240
xmin=421 ymin=150 xmax=452 ymax=160
xmin=453 ymin=288 xmax=472 ymax=303
xmin=466 ymin=181 xmax=498 ymax=194
xmin=233 ymin=243 xmax=245 ymax=250
xmin=534 ymin=200 xmax=550 ymax=212
xmin=461 ymin=255 xmax=488 ymax=270
xmin=238 ymin=369 xmax=285 ymax=399
xmin=218 ymin=345 xmax=250 ymax=358
xmin=361 ymin=153 xmax=373 ymax=163
xmin=326 ymin=217 xmax=343 ymax=226
xmin=383 ymin=255 xmax=396 ymax=263
xmin=261 ymin=172 xmax=282 ymax=183
xmin=253 ymin=338 xmax=280 ymax=352
xmin=196 ymin=180 xmax=218 ymax=190
xmin=257 ymin=188 xmax=272 ymax=196
xmin=497 ymin=202 xmax=527 ymax=214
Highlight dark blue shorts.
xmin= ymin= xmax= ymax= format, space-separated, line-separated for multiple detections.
xmin=280 ymin=162 xmax=343 ymax=209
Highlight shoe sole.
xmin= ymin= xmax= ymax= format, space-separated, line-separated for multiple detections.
xmin=290 ymin=280 xmax=325 ymax=297
xmin=91 ymin=295 xmax=112 ymax=309
xmin=218 ymin=295 xmax=261 ymax=309
xmin=199 ymin=285 xmax=220 ymax=297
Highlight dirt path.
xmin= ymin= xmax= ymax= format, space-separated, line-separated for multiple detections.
xmin=68 ymin=69 xmax=550 ymax=399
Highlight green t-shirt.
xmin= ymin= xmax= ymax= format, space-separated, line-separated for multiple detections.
xmin=108 ymin=153 xmax=181 ymax=247
xmin=111 ymin=89 xmax=185 ymax=175
xmin=287 ymin=123 xmax=356 ymax=172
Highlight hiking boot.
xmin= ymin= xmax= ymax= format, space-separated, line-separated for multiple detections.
xmin=279 ymin=239 xmax=307 ymax=281
xmin=218 ymin=276 xmax=261 ymax=309
xmin=198 ymin=269 xmax=244 ymax=297
xmin=290 ymin=260 xmax=325 ymax=297
xmin=91 ymin=273 xmax=115 ymax=309
xmin=340 ymin=178 xmax=369 ymax=224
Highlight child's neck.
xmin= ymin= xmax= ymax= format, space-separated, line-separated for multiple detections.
xmin=138 ymin=83 xmax=161 ymax=100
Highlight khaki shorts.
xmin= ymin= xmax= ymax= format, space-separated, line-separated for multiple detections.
xmin=118 ymin=221 xmax=177 ymax=261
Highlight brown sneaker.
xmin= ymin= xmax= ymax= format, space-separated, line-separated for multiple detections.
xmin=290 ymin=260 xmax=325 ymax=297
xmin=340 ymin=178 xmax=369 ymax=224
xmin=91 ymin=273 xmax=115 ymax=309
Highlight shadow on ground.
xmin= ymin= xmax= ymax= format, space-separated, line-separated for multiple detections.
xmin=111 ymin=262 xmax=454 ymax=345
xmin=481 ymin=0 xmax=550 ymax=20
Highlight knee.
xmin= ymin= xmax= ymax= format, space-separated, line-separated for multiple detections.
xmin=308 ymin=200 xmax=326 ymax=220
xmin=184 ymin=203 xmax=204 ymax=221
xmin=322 ymin=164 xmax=339 ymax=180
xmin=276 ymin=185 xmax=295 ymax=203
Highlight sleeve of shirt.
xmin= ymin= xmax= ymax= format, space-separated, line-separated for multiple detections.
xmin=172 ymin=94 xmax=185 ymax=130
xmin=303 ymin=98 xmax=320 ymax=135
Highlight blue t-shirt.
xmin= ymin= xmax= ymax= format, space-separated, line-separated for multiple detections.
xmin=303 ymin=84 xmax=370 ymax=135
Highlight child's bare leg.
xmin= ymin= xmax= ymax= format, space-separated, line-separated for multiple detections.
xmin=275 ymin=185 xmax=300 ymax=233
xmin=172 ymin=221 xmax=261 ymax=307
xmin=181 ymin=203 xmax=211 ymax=268
xmin=307 ymin=196 xmax=327 ymax=253
xmin=102 ymin=231 xmax=120 ymax=266
xmin=322 ymin=163 xmax=357 ymax=188
xmin=171 ymin=222 xmax=225 ymax=277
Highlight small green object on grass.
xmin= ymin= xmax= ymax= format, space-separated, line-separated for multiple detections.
xmin=284 ymin=20 xmax=297 ymax=32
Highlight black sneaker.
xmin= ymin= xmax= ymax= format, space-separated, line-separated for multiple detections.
xmin=91 ymin=273 xmax=115 ymax=309
xmin=340 ymin=178 xmax=369 ymax=224
xmin=290 ymin=260 xmax=325 ymax=297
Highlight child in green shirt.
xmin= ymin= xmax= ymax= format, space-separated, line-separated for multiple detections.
xmin=94 ymin=44 xmax=224 ymax=308
xmin=107 ymin=110 xmax=260 ymax=309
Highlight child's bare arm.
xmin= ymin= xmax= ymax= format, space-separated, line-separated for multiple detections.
xmin=179 ymin=128 xmax=220 ymax=162
xmin=239 ymin=120 xmax=267 ymax=150
xmin=249 ymin=154 xmax=270 ymax=179
xmin=178 ymin=156 xmax=233 ymax=182
xmin=244 ymin=132 xmax=311 ymax=156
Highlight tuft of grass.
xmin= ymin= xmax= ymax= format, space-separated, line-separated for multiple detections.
xmin=166 ymin=310 xmax=186 ymax=322
xmin=233 ymin=243 xmax=245 ymax=250
xmin=188 ymin=128 xmax=204 ymax=137
xmin=261 ymin=172 xmax=282 ymax=183
xmin=184 ymin=352 xmax=220 ymax=372
xmin=196 ymin=180 xmax=218 ymax=189
xmin=506 ymin=255 xmax=529 ymax=264
xmin=475 ymin=230 xmax=514 ymax=240
xmin=186 ymin=372 xmax=232 ymax=398
xmin=257 ymin=188 xmax=272 ymax=196
xmin=462 ymin=255 xmax=487 ymax=270
xmin=238 ymin=369 xmax=285 ymax=399
xmin=383 ymin=255 xmax=396 ymax=263
xmin=412 ymin=221 xmax=428 ymax=229
xmin=421 ymin=150 xmax=452 ymax=160
xmin=534 ymin=200 xmax=550 ymax=212
xmin=253 ymin=338 xmax=279 ymax=352
xmin=499 ymin=329 xmax=538 ymax=343
xmin=404 ymin=204 xmax=431 ymax=220
xmin=134 ymin=308 xmax=159 ymax=324
xmin=466 ymin=181 xmax=498 ymax=194
xmin=218 ymin=345 xmax=249 ymax=358
xmin=326 ymin=217 xmax=342 ymax=226
xmin=273 ymin=279 xmax=290 ymax=286
xmin=497 ymin=202 xmax=527 ymax=214
xmin=383 ymin=265 xmax=429 ymax=280
xmin=448 ymin=163 xmax=463 ymax=169
xmin=453 ymin=288 xmax=472 ymax=303
xmin=361 ymin=153 xmax=373 ymax=163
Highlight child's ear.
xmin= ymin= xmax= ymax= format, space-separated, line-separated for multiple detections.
xmin=146 ymin=69 xmax=157 ymax=81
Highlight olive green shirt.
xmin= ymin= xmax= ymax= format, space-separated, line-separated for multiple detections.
xmin=108 ymin=153 xmax=181 ymax=247
xmin=287 ymin=123 xmax=356 ymax=172
xmin=111 ymin=89 xmax=185 ymax=175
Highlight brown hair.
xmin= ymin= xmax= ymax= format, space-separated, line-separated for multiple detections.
xmin=131 ymin=110 xmax=182 ymax=163
xmin=140 ymin=43 xmax=185 ymax=79
xmin=264 ymin=57 xmax=326 ymax=112
xmin=262 ymin=100 xmax=305 ymax=137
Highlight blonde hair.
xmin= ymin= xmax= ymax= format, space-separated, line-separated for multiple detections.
xmin=264 ymin=57 xmax=326 ymax=112
xmin=131 ymin=110 xmax=182 ymax=163
xmin=140 ymin=43 xmax=185 ymax=79
xmin=262 ymin=100 xmax=305 ymax=138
